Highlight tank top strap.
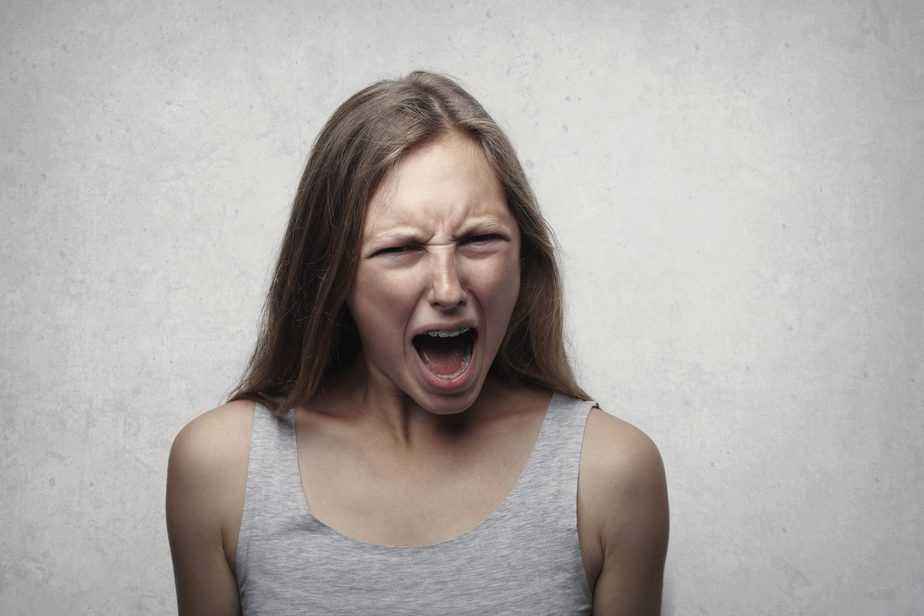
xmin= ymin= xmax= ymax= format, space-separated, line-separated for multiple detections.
xmin=508 ymin=392 xmax=599 ymax=531
xmin=234 ymin=401 xmax=303 ymax=587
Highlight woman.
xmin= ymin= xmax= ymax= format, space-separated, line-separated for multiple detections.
xmin=166 ymin=71 xmax=669 ymax=615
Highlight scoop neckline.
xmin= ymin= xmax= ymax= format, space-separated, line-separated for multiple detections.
xmin=286 ymin=391 xmax=560 ymax=552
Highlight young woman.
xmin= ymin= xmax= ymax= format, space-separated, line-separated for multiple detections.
xmin=166 ymin=71 xmax=669 ymax=615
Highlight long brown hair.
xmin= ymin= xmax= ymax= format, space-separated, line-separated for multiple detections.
xmin=226 ymin=71 xmax=590 ymax=414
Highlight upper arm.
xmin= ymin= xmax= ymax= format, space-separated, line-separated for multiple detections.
xmin=165 ymin=402 xmax=253 ymax=616
xmin=590 ymin=412 xmax=670 ymax=616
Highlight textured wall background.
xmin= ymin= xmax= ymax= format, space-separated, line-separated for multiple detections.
xmin=2 ymin=1 xmax=922 ymax=614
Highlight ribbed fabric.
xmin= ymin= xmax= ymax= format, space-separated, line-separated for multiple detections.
xmin=234 ymin=392 xmax=598 ymax=615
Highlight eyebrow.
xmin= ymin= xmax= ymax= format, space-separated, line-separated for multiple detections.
xmin=364 ymin=218 xmax=512 ymax=245
xmin=365 ymin=226 xmax=426 ymax=245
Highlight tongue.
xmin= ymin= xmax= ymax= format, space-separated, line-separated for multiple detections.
xmin=418 ymin=339 xmax=468 ymax=376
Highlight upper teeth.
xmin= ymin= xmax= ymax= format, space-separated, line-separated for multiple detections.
xmin=426 ymin=327 xmax=470 ymax=338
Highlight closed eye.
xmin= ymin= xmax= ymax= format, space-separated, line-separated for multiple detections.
xmin=464 ymin=234 xmax=503 ymax=245
xmin=378 ymin=245 xmax=420 ymax=255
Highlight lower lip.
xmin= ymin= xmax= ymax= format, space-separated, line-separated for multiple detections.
xmin=413 ymin=336 xmax=478 ymax=393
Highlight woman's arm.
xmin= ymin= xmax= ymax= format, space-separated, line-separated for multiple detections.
xmin=589 ymin=411 xmax=670 ymax=615
xmin=166 ymin=405 xmax=250 ymax=616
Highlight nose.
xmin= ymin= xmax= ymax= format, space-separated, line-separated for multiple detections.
xmin=427 ymin=247 xmax=466 ymax=309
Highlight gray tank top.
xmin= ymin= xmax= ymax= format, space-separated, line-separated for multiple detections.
xmin=234 ymin=391 xmax=598 ymax=615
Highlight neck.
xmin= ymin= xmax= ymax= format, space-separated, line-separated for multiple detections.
xmin=317 ymin=355 xmax=510 ymax=451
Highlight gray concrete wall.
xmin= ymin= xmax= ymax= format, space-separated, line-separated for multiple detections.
xmin=2 ymin=1 xmax=921 ymax=614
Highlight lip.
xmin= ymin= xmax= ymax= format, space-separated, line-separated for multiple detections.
xmin=410 ymin=319 xmax=478 ymax=338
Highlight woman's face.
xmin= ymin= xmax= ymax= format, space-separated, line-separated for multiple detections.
xmin=346 ymin=131 xmax=521 ymax=414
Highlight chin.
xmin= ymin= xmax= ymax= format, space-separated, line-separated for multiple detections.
xmin=411 ymin=376 xmax=484 ymax=415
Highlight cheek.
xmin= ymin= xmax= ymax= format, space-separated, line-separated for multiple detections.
xmin=349 ymin=266 xmax=422 ymax=346
xmin=465 ymin=254 xmax=521 ymax=308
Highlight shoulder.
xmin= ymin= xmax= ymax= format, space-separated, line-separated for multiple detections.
xmin=583 ymin=406 xmax=666 ymax=494
xmin=166 ymin=399 xmax=257 ymax=561
xmin=168 ymin=399 xmax=256 ymax=478
xmin=581 ymin=405 xmax=669 ymax=554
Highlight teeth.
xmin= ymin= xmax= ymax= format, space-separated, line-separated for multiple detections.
xmin=426 ymin=326 xmax=470 ymax=338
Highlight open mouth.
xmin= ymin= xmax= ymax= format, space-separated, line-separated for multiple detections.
xmin=412 ymin=328 xmax=478 ymax=380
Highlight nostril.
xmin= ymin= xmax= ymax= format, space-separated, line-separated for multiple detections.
xmin=430 ymin=278 xmax=466 ymax=306
xmin=431 ymin=296 xmax=466 ymax=308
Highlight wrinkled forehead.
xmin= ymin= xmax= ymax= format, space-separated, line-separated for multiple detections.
xmin=361 ymin=133 xmax=515 ymax=241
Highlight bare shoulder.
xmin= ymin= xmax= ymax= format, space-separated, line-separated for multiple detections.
xmin=167 ymin=399 xmax=257 ymax=564
xmin=170 ymin=399 xmax=256 ymax=459
xmin=168 ymin=399 xmax=256 ymax=492
xmin=581 ymin=405 xmax=669 ymax=614
xmin=583 ymin=406 xmax=666 ymax=499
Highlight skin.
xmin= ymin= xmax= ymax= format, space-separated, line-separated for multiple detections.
xmin=340 ymin=130 xmax=523 ymax=441
xmin=166 ymin=131 xmax=669 ymax=615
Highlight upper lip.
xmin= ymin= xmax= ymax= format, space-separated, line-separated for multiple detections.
xmin=411 ymin=320 xmax=478 ymax=338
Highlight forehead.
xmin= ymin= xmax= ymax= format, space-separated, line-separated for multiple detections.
xmin=362 ymin=133 xmax=514 ymax=239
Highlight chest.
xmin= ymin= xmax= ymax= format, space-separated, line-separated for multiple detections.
xmin=294 ymin=412 xmax=519 ymax=541
xmin=291 ymin=409 xmax=605 ymax=587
